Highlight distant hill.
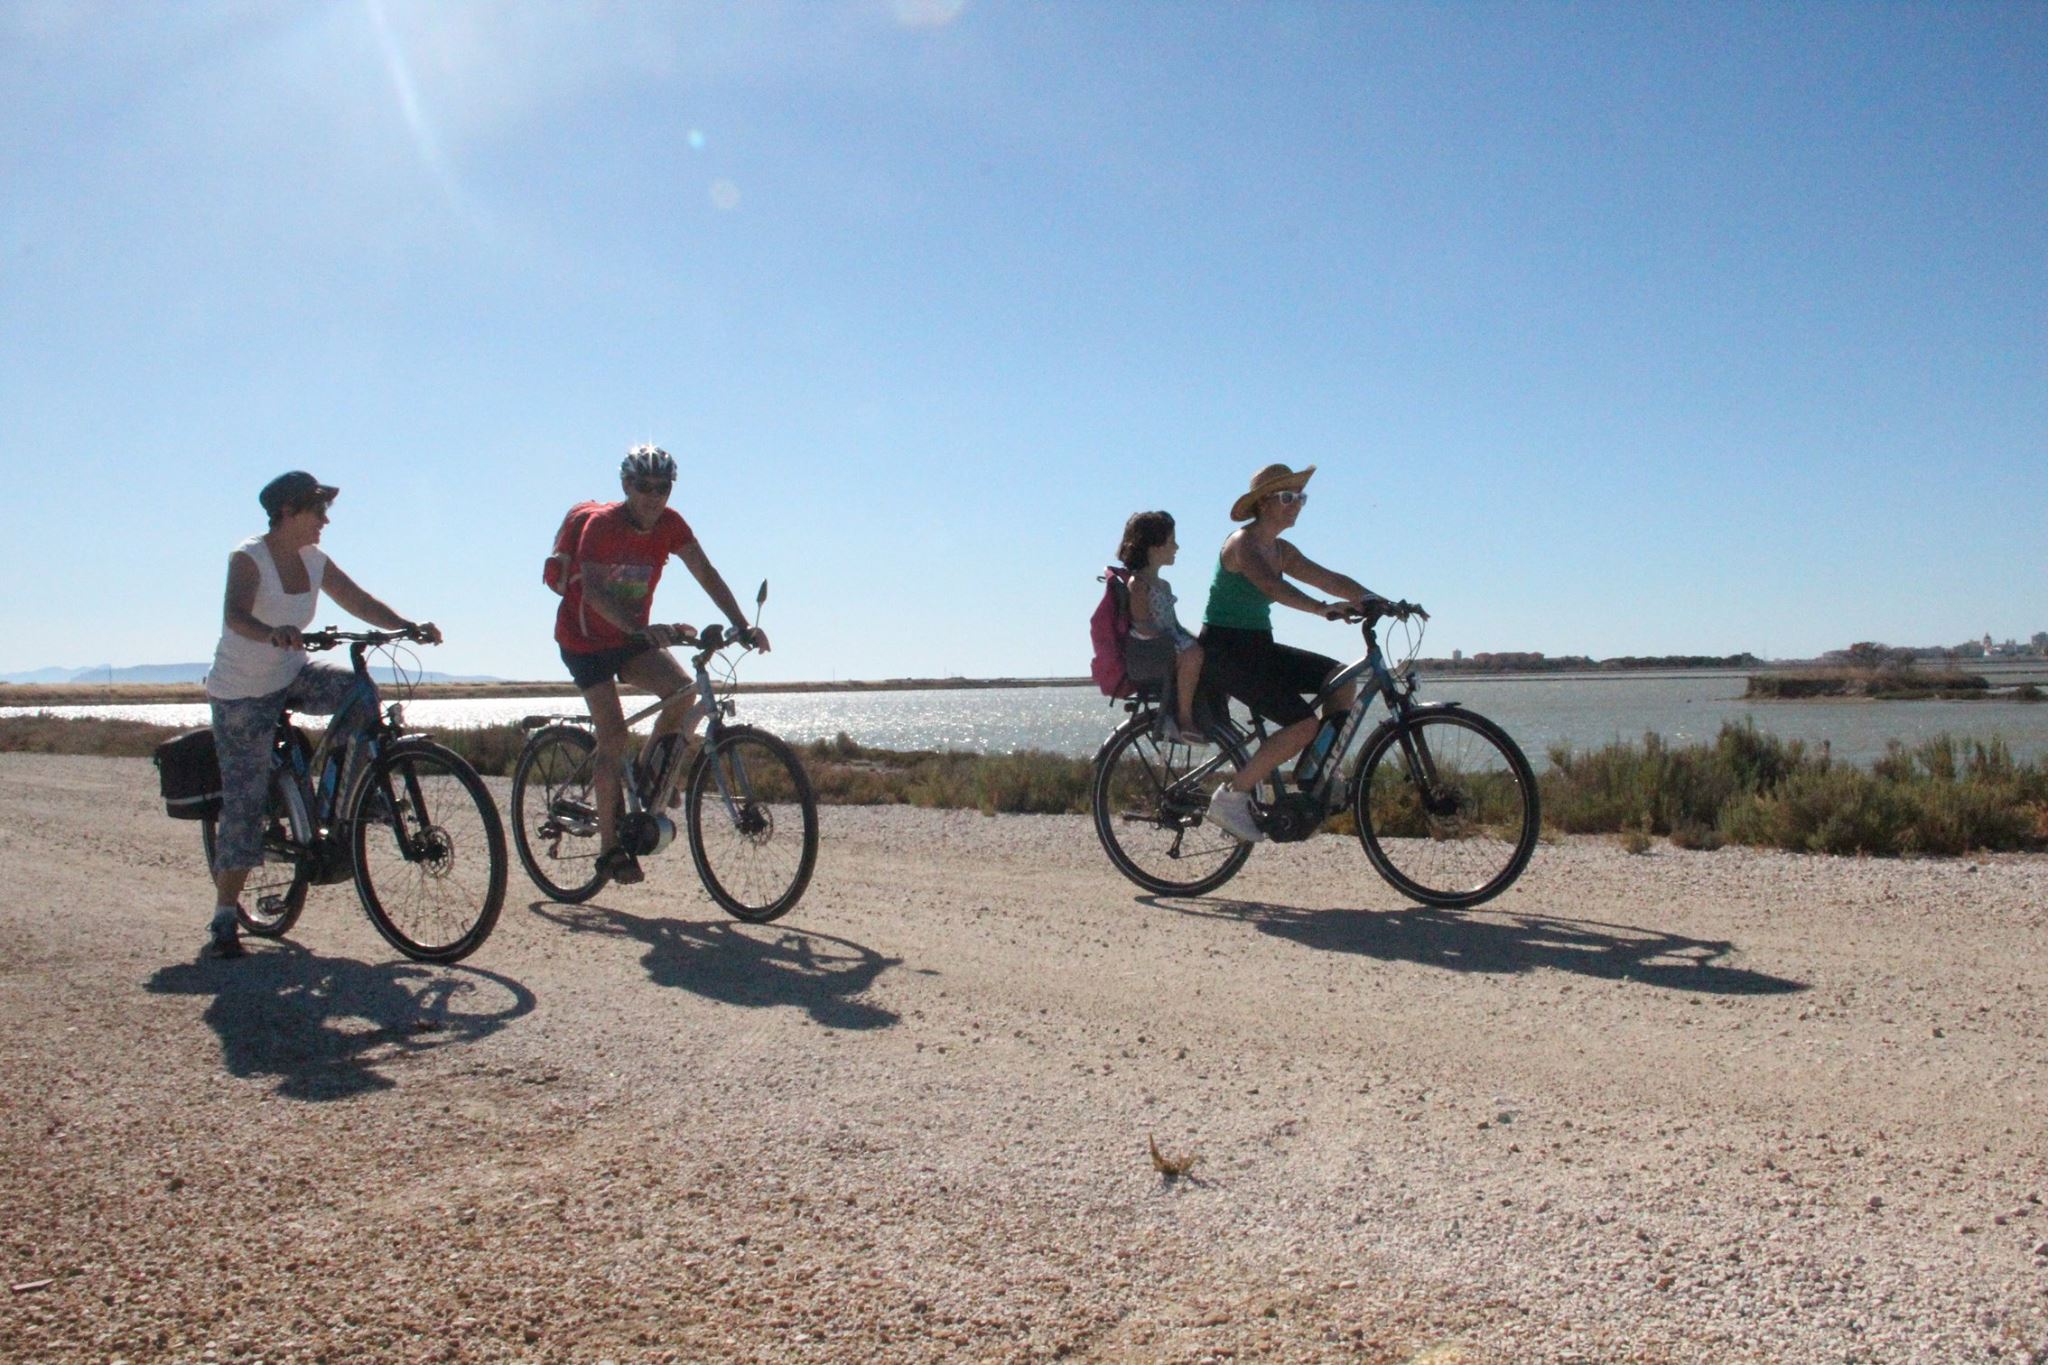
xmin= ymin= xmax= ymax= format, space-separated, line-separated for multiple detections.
xmin=1 ymin=662 xmax=501 ymax=685
xmin=1 ymin=663 xmax=214 ymax=685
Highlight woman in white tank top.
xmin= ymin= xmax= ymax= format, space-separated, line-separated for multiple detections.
xmin=201 ymin=471 xmax=443 ymax=960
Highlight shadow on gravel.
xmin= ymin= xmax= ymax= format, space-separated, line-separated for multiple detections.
xmin=1144 ymin=898 xmax=1807 ymax=995
xmin=528 ymin=901 xmax=902 ymax=1029
xmin=146 ymin=946 xmax=536 ymax=1100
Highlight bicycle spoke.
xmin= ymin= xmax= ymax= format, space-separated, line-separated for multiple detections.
xmin=1093 ymin=716 xmax=1257 ymax=895
xmin=1356 ymin=710 xmax=1538 ymax=907
xmin=355 ymin=745 xmax=506 ymax=961
xmin=511 ymin=726 xmax=605 ymax=903
xmin=687 ymin=728 xmax=818 ymax=923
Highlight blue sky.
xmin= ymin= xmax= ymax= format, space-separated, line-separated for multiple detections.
xmin=3 ymin=1 xmax=2042 ymax=682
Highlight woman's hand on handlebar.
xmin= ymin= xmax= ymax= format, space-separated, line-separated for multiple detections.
xmin=637 ymin=623 xmax=696 ymax=649
xmin=265 ymin=624 xmax=303 ymax=649
xmin=636 ymin=622 xmax=769 ymax=653
xmin=1381 ymin=598 xmax=1428 ymax=622
xmin=1327 ymin=597 xmax=1429 ymax=623
xmin=404 ymin=621 xmax=443 ymax=646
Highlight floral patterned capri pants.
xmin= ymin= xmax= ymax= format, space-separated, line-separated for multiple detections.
xmin=208 ymin=662 xmax=373 ymax=873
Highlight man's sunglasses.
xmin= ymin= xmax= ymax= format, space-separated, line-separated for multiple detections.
xmin=1271 ymin=490 xmax=1308 ymax=507
xmin=631 ymin=478 xmax=673 ymax=496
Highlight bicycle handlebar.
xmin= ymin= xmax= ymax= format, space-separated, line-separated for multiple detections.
xmin=1327 ymin=598 xmax=1428 ymax=626
xmin=302 ymin=626 xmax=439 ymax=651
xmin=639 ymin=622 xmax=758 ymax=658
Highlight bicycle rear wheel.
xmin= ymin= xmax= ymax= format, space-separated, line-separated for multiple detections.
xmin=202 ymin=771 xmax=311 ymax=938
xmin=510 ymin=724 xmax=606 ymax=903
xmin=685 ymin=726 xmax=818 ymax=923
xmin=1091 ymin=713 xmax=1261 ymax=896
xmin=1353 ymin=708 xmax=1539 ymax=908
xmin=352 ymin=739 xmax=507 ymax=963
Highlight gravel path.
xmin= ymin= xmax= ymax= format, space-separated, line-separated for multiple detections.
xmin=3 ymin=753 xmax=2046 ymax=1362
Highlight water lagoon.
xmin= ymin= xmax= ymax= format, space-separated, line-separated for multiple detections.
xmin=9 ymin=670 xmax=2048 ymax=768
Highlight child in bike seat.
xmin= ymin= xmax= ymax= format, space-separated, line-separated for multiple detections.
xmin=1118 ymin=511 xmax=1208 ymax=746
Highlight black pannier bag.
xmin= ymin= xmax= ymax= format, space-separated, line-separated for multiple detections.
xmin=154 ymin=728 xmax=223 ymax=820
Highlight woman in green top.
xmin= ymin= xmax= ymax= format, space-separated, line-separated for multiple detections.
xmin=1199 ymin=463 xmax=1383 ymax=844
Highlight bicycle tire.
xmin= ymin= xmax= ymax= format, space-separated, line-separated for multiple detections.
xmin=1091 ymin=712 xmax=1262 ymax=896
xmin=351 ymin=739 xmax=507 ymax=963
xmin=684 ymin=726 xmax=818 ymax=923
xmin=510 ymin=724 xmax=607 ymax=903
xmin=1353 ymin=707 xmax=1539 ymax=908
xmin=202 ymin=771 xmax=311 ymax=938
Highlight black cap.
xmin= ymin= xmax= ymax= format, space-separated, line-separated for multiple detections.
xmin=259 ymin=471 xmax=339 ymax=519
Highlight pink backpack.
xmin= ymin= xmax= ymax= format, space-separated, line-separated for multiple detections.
xmin=1089 ymin=567 xmax=1134 ymax=697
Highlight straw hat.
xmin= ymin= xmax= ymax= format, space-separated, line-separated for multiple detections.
xmin=1230 ymin=463 xmax=1315 ymax=522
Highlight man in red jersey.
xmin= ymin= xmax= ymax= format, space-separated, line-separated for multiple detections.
xmin=550 ymin=444 xmax=770 ymax=885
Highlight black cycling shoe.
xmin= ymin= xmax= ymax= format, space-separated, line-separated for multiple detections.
xmin=203 ymin=925 xmax=247 ymax=960
xmin=597 ymin=847 xmax=645 ymax=886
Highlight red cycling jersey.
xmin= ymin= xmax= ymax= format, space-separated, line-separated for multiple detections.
xmin=553 ymin=503 xmax=696 ymax=653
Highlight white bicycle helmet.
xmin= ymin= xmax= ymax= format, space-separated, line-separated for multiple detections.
xmin=621 ymin=444 xmax=678 ymax=482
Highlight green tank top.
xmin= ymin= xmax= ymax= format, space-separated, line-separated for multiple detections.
xmin=1204 ymin=556 xmax=1272 ymax=631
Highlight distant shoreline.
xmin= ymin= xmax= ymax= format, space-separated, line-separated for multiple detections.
xmin=0 ymin=676 xmax=1101 ymax=706
xmin=5 ymin=658 xmax=2043 ymax=709
xmin=0 ymin=668 xmax=1755 ymax=707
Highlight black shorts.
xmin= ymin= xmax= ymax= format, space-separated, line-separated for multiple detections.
xmin=1198 ymin=626 xmax=1338 ymax=728
xmin=560 ymin=642 xmax=656 ymax=692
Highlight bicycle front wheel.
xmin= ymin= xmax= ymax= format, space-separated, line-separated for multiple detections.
xmin=1353 ymin=708 xmax=1539 ymax=908
xmin=202 ymin=769 xmax=310 ymax=938
xmin=352 ymin=740 xmax=508 ymax=962
xmin=685 ymin=726 xmax=819 ymax=923
xmin=1091 ymin=713 xmax=1261 ymax=896
xmin=510 ymin=725 xmax=606 ymax=903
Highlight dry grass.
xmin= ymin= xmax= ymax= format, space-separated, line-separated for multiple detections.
xmin=13 ymin=714 xmax=2046 ymax=853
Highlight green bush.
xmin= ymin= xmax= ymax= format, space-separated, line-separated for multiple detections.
xmin=9 ymin=713 xmax=2048 ymax=855
xmin=1546 ymin=722 xmax=2046 ymax=857
xmin=1542 ymin=722 xmax=1806 ymax=837
xmin=424 ymin=723 xmax=529 ymax=777
xmin=0 ymin=714 xmax=179 ymax=756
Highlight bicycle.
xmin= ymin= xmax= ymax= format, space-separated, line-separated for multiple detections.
xmin=200 ymin=627 xmax=509 ymax=963
xmin=1092 ymin=600 xmax=1540 ymax=907
xmin=509 ymin=587 xmax=819 ymax=923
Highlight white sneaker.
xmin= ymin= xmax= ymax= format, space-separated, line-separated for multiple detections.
xmin=1205 ymin=785 xmax=1265 ymax=843
xmin=1161 ymin=718 xmax=1212 ymax=747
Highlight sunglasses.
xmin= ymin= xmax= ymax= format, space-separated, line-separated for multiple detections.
xmin=1270 ymin=490 xmax=1308 ymax=507
xmin=630 ymin=478 xmax=673 ymax=497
